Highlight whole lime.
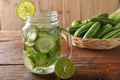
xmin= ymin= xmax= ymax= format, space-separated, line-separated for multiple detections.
xmin=71 ymin=20 xmax=81 ymax=27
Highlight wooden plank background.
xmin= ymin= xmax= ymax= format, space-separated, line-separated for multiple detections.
xmin=0 ymin=0 xmax=119 ymax=31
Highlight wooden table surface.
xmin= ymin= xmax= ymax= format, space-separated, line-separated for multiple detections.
xmin=0 ymin=31 xmax=120 ymax=80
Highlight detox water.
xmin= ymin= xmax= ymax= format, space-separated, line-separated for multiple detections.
xmin=22 ymin=11 xmax=61 ymax=74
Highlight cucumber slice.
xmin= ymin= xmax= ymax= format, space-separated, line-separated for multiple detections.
xmin=25 ymin=25 xmax=38 ymax=42
xmin=23 ymin=50 xmax=32 ymax=58
xmin=24 ymin=47 xmax=39 ymax=59
xmin=25 ymin=41 xmax=35 ymax=47
xmin=35 ymin=37 xmax=55 ymax=53
xmin=24 ymin=57 xmax=34 ymax=71
xmin=33 ymin=64 xmax=55 ymax=74
xmin=23 ymin=52 xmax=34 ymax=71
xmin=34 ymin=54 xmax=48 ymax=66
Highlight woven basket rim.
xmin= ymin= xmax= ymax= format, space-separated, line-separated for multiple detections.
xmin=71 ymin=35 xmax=120 ymax=50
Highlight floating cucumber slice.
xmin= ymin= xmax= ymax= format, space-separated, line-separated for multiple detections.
xmin=22 ymin=25 xmax=38 ymax=42
xmin=33 ymin=64 xmax=55 ymax=74
xmin=24 ymin=57 xmax=34 ymax=71
xmin=23 ymin=52 xmax=34 ymax=71
xmin=25 ymin=25 xmax=38 ymax=42
xmin=35 ymin=37 xmax=55 ymax=53
xmin=34 ymin=54 xmax=48 ymax=66
xmin=25 ymin=41 xmax=35 ymax=47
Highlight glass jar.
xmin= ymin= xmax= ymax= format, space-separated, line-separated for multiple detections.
xmin=22 ymin=11 xmax=72 ymax=74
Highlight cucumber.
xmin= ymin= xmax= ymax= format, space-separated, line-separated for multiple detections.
xmin=24 ymin=25 xmax=38 ymax=42
xmin=34 ymin=53 xmax=48 ymax=66
xmin=113 ymin=13 xmax=120 ymax=24
xmin=103 ymin=29 xmax=120 ymax=39
xmin=67 ymin=26 xmax=80 ymax=35
xmin=67 ymin=23 xmax=85 ymax=35
xmin=24 ymin=57 xmax=35 ymax=71
xmin=109 ymin=31 xmax=120 ymax=38
xmin=109 ymin=9 xmax=120 ymax=20
xmin=113 ymin=22 xmax=120 ymax=29
xmin=35 ymin=37 xmax=55 ymax=53
xmin=88 ymin=17 xmax=116 ymax=26
xmin=23 ymin=51 xmax=34 ymax=71
xmin=74 ymin=22 xmax=94 ymax=37
xmin=83 ymin=22 xmax=101 ymax=38
xmin=96 ymin=13 xmax=109 ymax=18
xmin=25 ymin=41 xmax=35 ymax=47
xmin=97 ymin=24 xmax=113 ymax=38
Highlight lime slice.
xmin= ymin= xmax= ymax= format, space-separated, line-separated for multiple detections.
xmin=16 ymin=1 xmax=35 ymax=20
xmin=55 ymin=57 xmax=75 ymax=79
xmin=35 ymin=37 xmax=55 ymax=53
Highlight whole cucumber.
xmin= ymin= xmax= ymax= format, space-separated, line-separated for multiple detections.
xmin=88 ymin=17 xmax=116 ymax=26
xmin=110 ymin=32 xmax=120 ymax=38
xmin=67 ymin=26 xmax=80 ymax=35
xmin=113 ymin=13 xmax=120 ymax=24
xmin=109 ymin=9 xmax=120 ymax=21
xmin=103 ymin=29 xmax=120 ymax=39
xmin=113 ymin=22 xmax=120 ymax=29
xmin=97 ymin=24 xmax=113 ymax=38
xmin=74 ymin=22 xmax=94 ymax=37
xmin=67 ymin=23 xmax=85 ymax=35
xmin=93 ymin=13 xmax=109 ymax=18
xmin=83 ymin=22 xmax=101 ymax=38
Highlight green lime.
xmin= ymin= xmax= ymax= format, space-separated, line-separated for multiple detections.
xmin=55 ymin=57 xmax=75 ymax=79
xmin=35 ymin=37 xmax=55 ymax=53
xmin=71 ymin=20 xmax=81 ymax=27
xmin=16 ymin=1 xmax=35 ymax=20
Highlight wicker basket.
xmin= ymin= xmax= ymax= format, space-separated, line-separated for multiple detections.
xmin=71 ymin=36 xmax=120 ymax=50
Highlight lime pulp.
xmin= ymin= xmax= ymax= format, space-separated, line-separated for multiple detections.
xmin=16 ymin=1 xmax=35 ymax=20
xmin=55 ymin=57 xmax=75 ymax=79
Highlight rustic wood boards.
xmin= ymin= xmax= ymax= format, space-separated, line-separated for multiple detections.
xmin=0 ymin=31 xmax=120 ymax=80
xmin=0 ymin=0 xmax=119 ymax=30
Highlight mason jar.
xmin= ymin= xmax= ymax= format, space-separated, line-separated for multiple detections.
xmin=22 ymin=11 xmax=72 ymax=74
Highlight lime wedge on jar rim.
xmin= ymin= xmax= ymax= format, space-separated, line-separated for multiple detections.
xmin=16 ymin=0 xmax=35 ymax=20
xmin=55 ymin=57 xmax=75 ymax=79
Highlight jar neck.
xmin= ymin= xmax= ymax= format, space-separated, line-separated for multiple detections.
xmin=25 ymin=11 xmax=58 ymax=24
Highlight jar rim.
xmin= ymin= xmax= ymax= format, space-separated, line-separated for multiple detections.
xmin=34 ymin=10 xmax=58 ymax=17
xmin=25 ymin=11 xmax=58 ymax=23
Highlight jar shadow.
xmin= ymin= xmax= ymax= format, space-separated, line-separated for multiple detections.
xmin=32 ymin=73 xmax=60 ymax=80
